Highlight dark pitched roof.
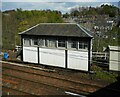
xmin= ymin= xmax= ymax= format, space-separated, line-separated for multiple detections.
xmin=19 ymin=23 xmax=93 ymax=38
xmin=80 ymin=26 xmax=94 ymax=37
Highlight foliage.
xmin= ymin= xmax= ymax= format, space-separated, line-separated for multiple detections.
xmin=2 ymin=9 xmax=63 ymax=50
xmin=101 ymin=4 xmax=119 ymax=17
xmin=63 ymin=13 xmax=70 ymax=18
xmin=68 ymin=4 xmax=119 ymax=17
xmin=2 ymin=10 xmax=17 ymax=50
xmin=91 ymin=65 xmax=102 ymax=71
xmin=95 ymin=71 xmax=118 ymax=82
xmin=91 ymin=65 xmax=118 ymax=82
xmin=67 ymin=4 xmax=119 ymax=51
xmin=93 ymin=26 xmax=120 ymax=51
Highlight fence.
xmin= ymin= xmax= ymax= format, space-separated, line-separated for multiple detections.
xmin=92 ymin=52 xmax=109 ymax=60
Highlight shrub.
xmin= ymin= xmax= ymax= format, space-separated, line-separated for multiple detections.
xmin=91 ymin=65 xmax=102 ymax=71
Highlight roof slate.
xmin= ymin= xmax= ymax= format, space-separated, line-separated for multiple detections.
xmin=19 ymin=23 xmax=93 ymax=38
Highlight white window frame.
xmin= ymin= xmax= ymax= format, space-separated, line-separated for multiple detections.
xmin=23 ymin=38 xmax=31 ymax=46
xmin=39 ymin=38 xmax=45 ymax=47
xmin=48 ymin=39 xmax=56 ymax=48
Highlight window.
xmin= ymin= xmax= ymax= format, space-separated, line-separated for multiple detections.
xmin=24 ymin=38 xmax=31 ymax=46
xmin=58 ymin=40 xmax=65 ymax=47
xmin=68 ymin=40 xmax=77 ymax=49
xmin=32 ymin=39 xmax=38 ymax=46
xmin=39 ymin=39 xmax=45 ymax=47
xmin=45 ymin=39 xmax=48 ymax=47
xmin=34 ymin=40 xmax=38 ymax=45
xmin=79 ymin=42 xmax=88 ymax=49
xmin=48 ymin=39 xmax=56 ymax=47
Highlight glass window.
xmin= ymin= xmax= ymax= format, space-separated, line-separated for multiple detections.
xmin=39 ymin=39 xmax=45 ymax=47
xmin=48 ymin=39 xmax=56 ymax=47
xmin=34 ymin=40 xmax=38 ymax=45
xmin=79 ymin=42 xmax=84 ymax=49
xmin=58 ymin=40 xmax=65 ymax=47
xmin=24 ymin=38 xmax=31 ymax=46
xmin=32 ymin=39 xmax=38 ymax=46
xmin=79 ymin=42 xmax=88 ymax=49
xmin=68 ymin=40 xmax=77 ymax=49
xmin=45 ymin=39 xmax=48 ymax=47
xmin=84 ymin=43 xmax=88 ymax=49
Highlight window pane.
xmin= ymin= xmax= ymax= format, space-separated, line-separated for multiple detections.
xmin=79 ymin=42 xmax=88 ymax=49
xmin=45 ymin=39 xmax=48 ymax=47
xmin=84 ymin=43 xmax=88 ymax=49
xmin=58 ymin=40 xmax=65 ymax=47
xmin=39 ymin=39 xmax=44 ymax=47
xmin=79 ymin=42 xmax=84 ymax=49
xmin=48 ymin=39 xmax=56 ymax=47
xmin=24 ymin=39 xmax=31 ymax=46
xmin=68 ymin=40 xmax=76 ymax=48
xmin=32 ymin=39 xmax=38 ymax=46
xmin=34 ymin=40 xmax=38 ymax=45
xmin=72 ymin=41 xmax=76 ymax=48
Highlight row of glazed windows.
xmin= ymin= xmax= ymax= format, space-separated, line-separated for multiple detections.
xmin=23 ymin=38 xmax=88 ymax=50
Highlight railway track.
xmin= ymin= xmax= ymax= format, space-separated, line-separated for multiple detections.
xmin=2 ymin=86 xmax=36 ymax=96
xmin=3 ymin=75 xmax=66 ymax=95
xmin=3 ymin=65 xmax=103 ymax=88
xmin=2 ymin=62 xmax=106 ymax=87
xmin=2 ymin=62 xmax=120 ymax=96
xmin=2 ymin=63 xmax=97 ymax=95
xmin=3 ymin=68 xmax=91 ymax=95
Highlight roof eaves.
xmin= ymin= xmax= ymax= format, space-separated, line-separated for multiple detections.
xmin=18 ymin=24 xmax=40 ymax=35
xmin=108 ymin=45 xmax=120 ymax=51
xmin=77 ymin=24 xmax=93 ymax=38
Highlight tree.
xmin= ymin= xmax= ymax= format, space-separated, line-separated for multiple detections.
xmin=2 ymin=9 xmax=63 ymax=50
xmin=63 ymin=13 xmax=70 ymax=18
xmin=101 ymin=4 xmax=119 ymax=17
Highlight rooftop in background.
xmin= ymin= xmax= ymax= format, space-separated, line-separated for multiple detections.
xmin=105 ymin=45 xmax=120 ymax=51
xmin=108 ymin=46 xmax=120 ymax=51
xmin=19 ymin=23 xmax=93 ymax=38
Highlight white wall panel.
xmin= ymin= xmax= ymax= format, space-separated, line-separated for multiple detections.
xmin=68 ymin=50 xmax=88 ymax=71
xmin=39 ymin=48 xmax=65 ymax=68
xmin=110 ymin=61 xmax=120 ymax=71
xmin=23 ymin=46 xmax=38 ymax=63
xmin=109 ymin=51 xmax=120 ymax=71
xmin=110 ymin=51 xmax=120 ymax=61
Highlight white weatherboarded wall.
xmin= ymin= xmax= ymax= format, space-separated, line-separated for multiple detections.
xmin=39 ymin=48 xmax=65 ymax=68
xmin=109 ymin=51 xmax=120 ymax=71
xmin=23 ymin=46 xmax=38 ymax=63
xmin=68 ymin=50 xmax=88 ymax=71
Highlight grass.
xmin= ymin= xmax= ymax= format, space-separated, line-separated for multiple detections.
xmin=91 ymin=65 xmax=118 ymax=83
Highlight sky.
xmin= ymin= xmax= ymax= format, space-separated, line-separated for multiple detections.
xmin=1 ymin=0 xmax=120 ymax=14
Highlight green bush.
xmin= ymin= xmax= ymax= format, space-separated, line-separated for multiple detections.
xmin=91 ymin=65 xmax=118 ymax=82
xmin=91 ymin=65 xmax=102 ymax=71
xmin=95 ymin=71 xmax=118 ymax=82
